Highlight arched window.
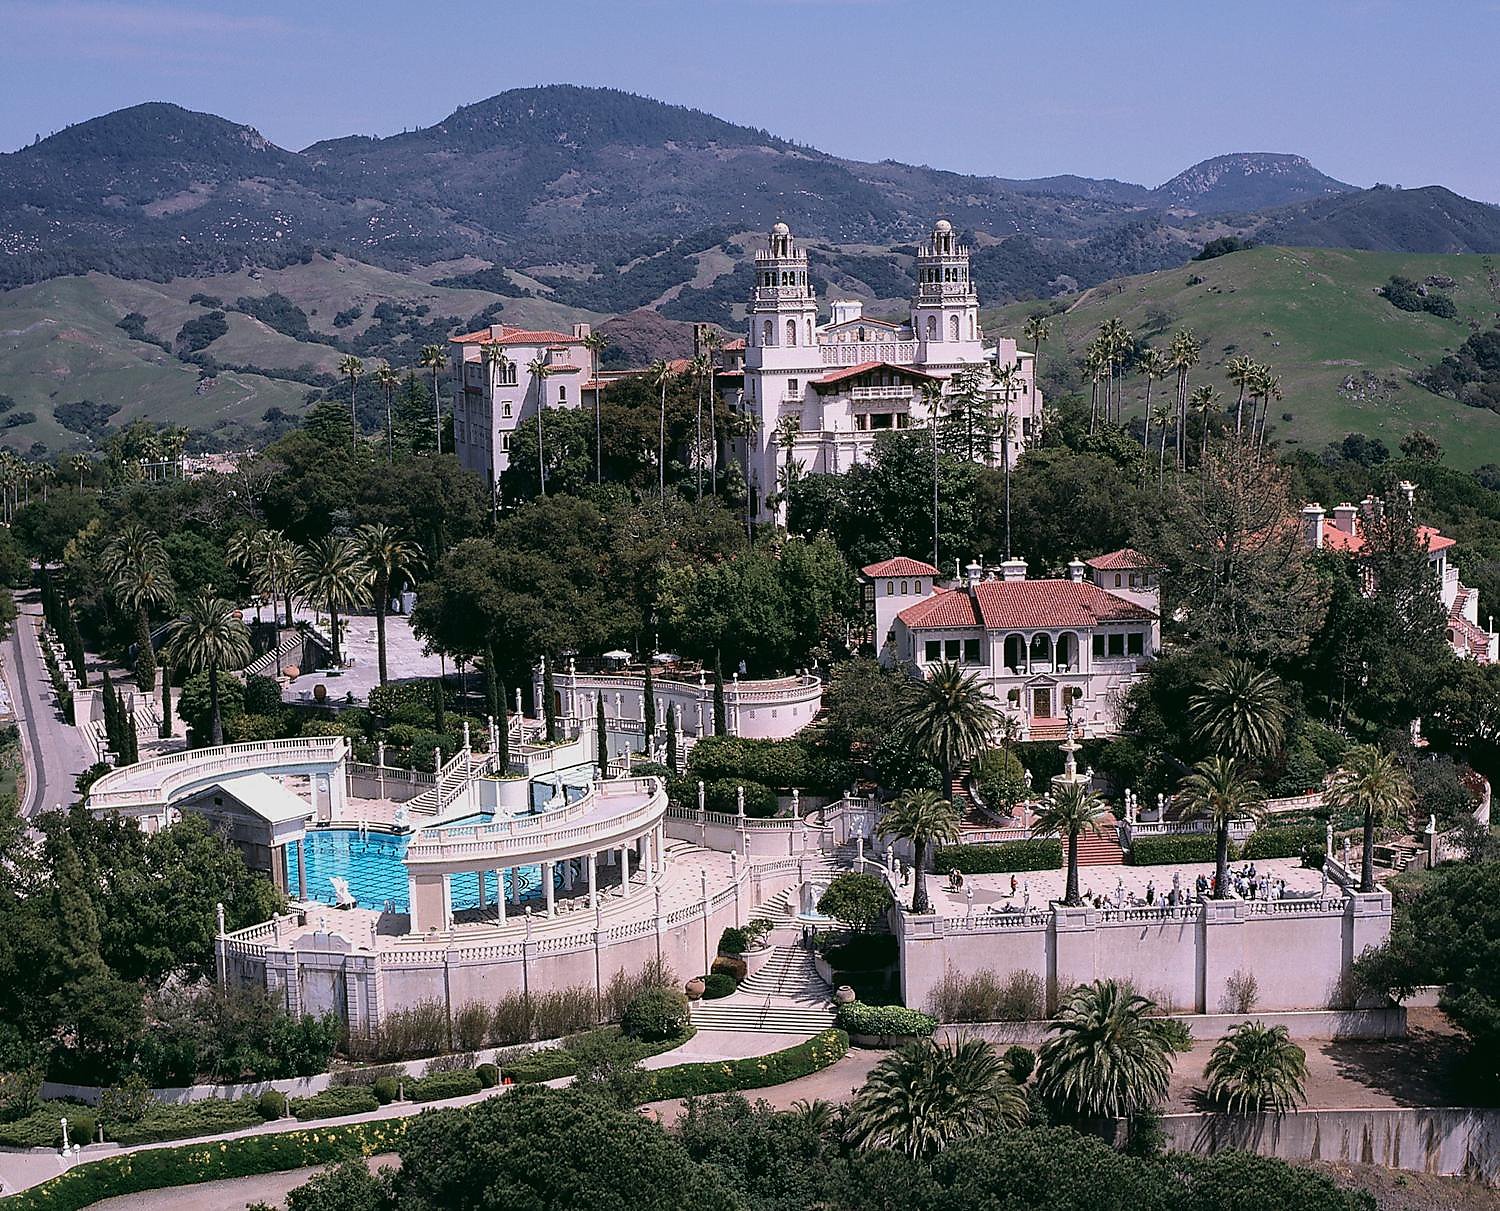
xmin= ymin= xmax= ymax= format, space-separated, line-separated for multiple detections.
xmin=1029 ymin=633 xmax=1053 ymax=666
xmin=968 ymin=314 xmax=976 ymax=339
xmin=1003 ymin=634 xmax=1026 ymax=673
xmin=786 ymin=319 xmax=797 ymax=347
xmin=926 ymin=315 xmax=937 ymax=340
xmin=886 ymin=581 xmax=894 ymax=596
xmin=949 ymin=314 xmax=960 ymax=342
xmin=857 ymin=327 xmax=866 ymax=342
xmin=557 ymin=385 xmax=567 ymax=403
xmin=900 ymin=580 xmax=908 ymax=595
xmin=763 ymin=320 xmax=774 ymax=345
xmin=1057 ymin=633 xmax=1077 ymax=672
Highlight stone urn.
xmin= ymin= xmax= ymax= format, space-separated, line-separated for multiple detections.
xmin=834 ymin=984 xmax=857 ymax=1006
xmin=313 ymin=683 xmax=327 ymax=703
xmin=685 ymin=976 xmax=706 ymax=1001
xmin=283 ymin=665 xmax=299 ymax=680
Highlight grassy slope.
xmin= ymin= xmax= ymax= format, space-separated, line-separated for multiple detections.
xmin=0 ymin=256 xmax=602 ymax=452
xmin=985 ymin=246 xmax=1500 ymax=469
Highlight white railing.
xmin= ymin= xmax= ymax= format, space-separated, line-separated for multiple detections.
xmin=944 ymin=910 xmax=1048 ymax=931
xmin=850 ymin=385 xmax=915 ymax=401
xmin=1245 ymin=897 xmax=1346 ymax=915
xmin=821 ymin=341 xmax=917 ymax=367
xmin=243 ymin=632 xmax=303 ymax=679
xmin=88 ymin=736 xmax=348 ymax=810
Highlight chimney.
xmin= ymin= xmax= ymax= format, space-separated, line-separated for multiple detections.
xmin=1398 ymin=480 xmax=1417 ymax=512
xmin=1001 ymin=558 xmax=1028 ymax=582
xmin=1067 ymin=558 xmax=1086 ymax=583
xmin=964 ymin=560 xmax=983 ymax=592
xmin=1301 ymin=503 xmax=1325 ymax=550
xmin=1360 ymin=494 xmax=1383 ymax=524
xmin=1331 ymin=502 xmax=1359 ymax=537
xmin=572 ymin=322 xmax=592 ymax=340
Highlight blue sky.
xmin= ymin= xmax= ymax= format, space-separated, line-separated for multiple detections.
xmin=3 ymin=0 xmax=1497 ymax=201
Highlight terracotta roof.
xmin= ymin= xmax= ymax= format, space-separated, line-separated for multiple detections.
xmin=721 ymin=338 xmax=746 ymax=351
xmin=862 ymin=557 xmax=939 ymax=578
xmin=811 ymin=361 xmax=941 ymax=389
xmin=898 ymin=580 xmax=1155 ymax=631
xmin=450 ymin=325 xmax=585 ymax=346
xmin=1320 ymin=524 xmax=1455 ymax=555
xmin=1085 ymin=547 xmax=1161 ymax=571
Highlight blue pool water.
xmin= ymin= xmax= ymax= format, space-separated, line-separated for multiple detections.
xmin=285 ymin=769 xmax=593 ymax=914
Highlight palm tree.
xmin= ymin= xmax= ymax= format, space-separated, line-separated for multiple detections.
xmin=1022 ymin=314 xmax=1051 ymax=388
xmin=583 ymin=331 xmax=609 ymax=485
xmin=1137 ymin=347 xmax=1170 ymax=475
xmin=787 ymin=1098 xmax=842 ymax=1139
xmin=527 ymin=357 xmax=554 ymax=497
xmin=844 ymin=1038 xmax=1026 ymax=1158
xmin=1325 ymin=744 xmax=1412 ymax=892
xmin=772 ymin=413 xmax=801 ymax=520
xmin=700 ymin=327 xmax=722 ymax=494
xmin=374 ymin=364 xmax=400 ymax=459
xmin=337 ymin=354 xmax=364 ymax=450
xmin=260 ymin=531 xmax=300 ymax=628
xmin=878 ymin=788 xmax=961 ymax=914
xmin=35 ymin=463 xmax=55 ymax=502
xmin=1152 ymin=399 xmax=1172 ymax=488
xmin=650 ymin=359 xmax=675 ymax=497
xmin=296 ymin=536 xmax=372 ymax=667
xmin=100 ymin=522 xmax=175 ymax=690
xmin=920 ymin=380 xmax=945 ymax=567
xmin=1190 ymin=384 xmax=1220 ymax=464
xmin=353 ymin=524 xmax=421 ymax=685
xmin=1169 ymin=328 xmax=1201 ymax=469
xmin=162 ymin=593 xmax=251 ymax=746
xmin=1204 ymin=1022 xmax=1307 ymax=1114
xmin=225 ymin=529 xmax=267 ymax=624
xmin=1085 ymin=340 xmax=1106 ymax=433
xmin=992 ymin=360 xmax=1025 ymax=558
xmin=1225 ymin=355 xmax=1258 ymax=437
xmin=1099 ymin=318 xmax=1131 ymax=422
xmin=1037 ymin=980 xmax=1178 ymax=1122
xmin=1253 ymin=367 xmax=1282 ymax=451
xmin=1190 ymin=661 xmax=1289 ymax=766
xmin=69 ymin=453 xmax=90 ymax=492
xmin=1174 ymin=756 xmax=1264 ymax=899
xmin=419 ymin=343 xmax=446 ymax=454
xmin=1031 ymin=781 xmax=1109 ymax=907
xmin=689 ymin=353 xmax=711 ymax=500
xmin=903 ymin=660 xmax=1000 ymax=803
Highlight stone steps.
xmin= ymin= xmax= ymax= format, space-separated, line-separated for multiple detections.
xmin=688 ymin=1002 xmax=836 ymax=1034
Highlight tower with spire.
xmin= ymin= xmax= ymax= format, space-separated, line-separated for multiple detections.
xmin=910 ymin=219 xmax=983 ymax=362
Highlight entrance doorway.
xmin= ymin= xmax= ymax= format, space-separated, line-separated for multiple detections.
xmin=1032 ymin=687 xmax=1051 ymax=718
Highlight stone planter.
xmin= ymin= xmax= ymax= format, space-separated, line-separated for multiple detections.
xmin=685 ymin=976 xmax=706 ymax=1001
xmin=741 ymin=943 xmax=774 ymax=982
xmin=849 ymin=1031 xmax=925 ymax=1049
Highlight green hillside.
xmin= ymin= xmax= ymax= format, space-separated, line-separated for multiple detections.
xmin=0 ymin=256 xmax=601 ymax=454
xmin=986 ymin=246 xmax=1500 ymax=469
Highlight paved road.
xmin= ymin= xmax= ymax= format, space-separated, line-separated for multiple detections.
xmin=85 ymin=1153 xmax=399 ymax=1211
xmin=5 ymin=596 xmax=95 ymax=817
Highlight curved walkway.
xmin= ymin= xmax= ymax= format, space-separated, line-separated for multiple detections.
xmin=4 ymin=599 xmax=94 ymax=818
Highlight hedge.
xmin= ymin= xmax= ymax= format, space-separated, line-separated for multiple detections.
xmin=933 ymin=840 xmax=1062 ymax=874
xmin=645 ymin=1030 xmax=848 ymax=1100
xmin=701 ymin=972 xmax=737 ymax=1000
xmin=1239 ymin=823 xmax=1325 ymax=862
xmin=500 ymin=1027 xmax=695 ymax=1084
xmin=835 ymin=1003 xmax=937 ymax=1039
xmin=1128 ymin=833 xmax=1220 ymax=865
xmin=407 ymin=1070 xmax=483 ymax=1102
xmin=105 ymin=1097 xmax=265 ymax=1145
xmin=686 ymin=736 xmax=852 ymax=795
xmin=288 ymin=1085 xmax=379 ymax=1121
xmin=0 ymin=1120 xmax=404 ymax=1211
xmin=0 ymin=1105 xmax=95 ymax=1150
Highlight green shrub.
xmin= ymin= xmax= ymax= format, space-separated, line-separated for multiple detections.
xmin=820 ymin=932 xmax=896 ymax=971
xmin=621 ymin=988 xmax=690 ymax=1042
xmin=929 ymin=969 xmax=1046 ymax=1022
xmin=710 ymin=954 xmax=747 ymax=981
xmin=835 ymin=1003 xmax=937 ymax=1039
xmin=1239 ymin=824 xmax=1325 ymax=862
xmin=454 ymin=1001 xmax=490 ymax=1051
xmin=1004 ymin=1045 xmax=1035 ymax=1083
xmin=373 ymin=1000 xmax=448 ymax=1060
xmin=476 ymin=1063 xmax=499 ymax=1089
xmin=601 ymin=957 xmax=676 ymax=1023
xmin=647 ymin=1030 xmax=848 ymax=1100
xmin=933 ymin=840 xmax=1062 ymax=874
xmin=256 ymin=1089 xmax=286 ymax=1119
xmin=407 ymin=1069 xmax=482 ymax=1102
xmin=107 ymin=1098 xmax=263 ymax=1146
xmin=703 ymin=778 xmax=777 ymax=818
xmin=973 ymin=747 xmax=1028 ymax=811
xmin=717 ymin=926 xmax=749 ymax=956
xmin=1129 ymin=833 xmax=1220 ymax=865
xmin=817 ymin=871 xmax=894 ymax=931
xmin=701 ymin=972 xmax=737 ymax=999
xmin=686 ymin=736 xmax=851 ymax=794
xmin=97 ymin=1073 xmax=155 ymax=1125
xmin=0 ymin=1104 xmax=97 ymax=1149
xmin=288 ymin=1086 xmax=378 ymax=1121
xmin=370 ymin=1076 xmax=398 ymax=1104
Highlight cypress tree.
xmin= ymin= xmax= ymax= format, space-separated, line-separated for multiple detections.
xmin=100 ymin=671 xmax=118 ymax=757
xmin=642 ymin=662 xmax=656 ymax=744
xmin=159 ymin=666 xmax=173 ymax=740
xmin=485 ymin=639 xmax=501 ymax=723
xmin=666 ymin=703 xmax=678 ymax=772
xmin=132 ymin=612 xmax=156 ymax=692
xmin=542 ymin=658 xmax=556 ymax=743
xmin=432 ymin=677 xmax=446 ymax=735
xmin=125 ymin=711 xmax=139 ymax=764
xmin=596 ymin=694 xmax=608 ymax=779
xmin=713 ymin=659 xmax=726 ymax=737
xmin=496 ymin=679 xmax=510 ymax=771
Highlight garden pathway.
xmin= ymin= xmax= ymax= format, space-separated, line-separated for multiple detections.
xmin=4 ymin=595 xmax=94 ymax=818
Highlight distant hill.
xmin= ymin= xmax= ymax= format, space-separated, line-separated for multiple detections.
xmin=1150 ymin=152 xmax=1351 ymax=213
xmin=1252 ymin=185 xmax=1500 ymax=253
xmin=984 ymin=245 xmax=1500 ymax=469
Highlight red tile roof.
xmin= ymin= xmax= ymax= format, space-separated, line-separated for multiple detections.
xmin=721 ymin=337 xmax=746 ymax=351
xmin=1085 ymin=547 xmax=1161 ymax=571
xmin=1319 ymin=522 xmax=1455 ymax=554
xmin=898 ymin=580 xmax=1155 ymax=631
xmin=812 ymin=361 xmax=941 ymax=389
xmin=450 ymin=325 xmax=585 ymax=346
xmin=862 ymin=557 xmax=939 ymax=578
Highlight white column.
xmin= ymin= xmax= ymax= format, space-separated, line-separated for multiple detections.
xmin=642 ymin=833 xmax=654 ymax=881
xmin=620 ymin=845 xmax=632 ymax=897
xmin=496 ymin=871 xmax=506 ymax=921
xmin=587 ymin=852 xmax=597 ymax=905
xmin=543 ymin=861 xmax=555 ymax=917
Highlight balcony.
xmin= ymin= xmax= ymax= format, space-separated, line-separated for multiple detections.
xmin=821 ymin=341 xmax=918 ymax=367
xmin=850 ymin=384 xmax=916 ymax=401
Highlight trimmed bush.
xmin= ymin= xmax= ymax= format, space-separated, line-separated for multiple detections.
xmin=701 ymin=972 xmax=737 ymax=1000
xmin=622 ymin=987 xmax=690 ymax=1042
xmin=407 ymin=1069 xmax=483 ymax=1102
xmin=711 ymin=955 xmax=747 ymax=981
xmin=0 ymin=1105 xmax=97 ymax=1149
xmin=933 ymin=840 xmax=1062 ymax=874
xmin=107 ymin=1099 xmax=263 ymax=1146
xmin=703 ymin=778 xmax=777 ymax=818
xmin=1128 ymin=833 xmax=1220 ymax=866
xmin=1004 ymin=1045 xmax=1035 ymax=1084
xmin=835 ymin=1003 xmax=937 ymax=1040
xmin=476 ymin=1063 xmax=499 ymax=1089
xmin=717 ymin=926 xmax=750 ymax=956
xmin=257 ymin=1089 xmax=286 ymax=1120
xmin=288 ymin=1086 xmax=379 ymax=1121
xmin=371 ymin=1076 xmax=398 ymax=1104
xmin=646 ymin=1030 xmax=848 ymax=1100
xmin=686 ymin=735 xmax=852 ymax=795
xmin=1239 ymin=824 xmax=1325 ymax=862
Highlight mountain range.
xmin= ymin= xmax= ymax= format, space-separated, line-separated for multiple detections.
xmin=4 ymin=84 xmax=1499 ymax=312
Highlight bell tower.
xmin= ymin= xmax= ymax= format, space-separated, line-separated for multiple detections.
xmin=746 ymin=222 xmax=818 ymax=368
xmin=911 ymin=219 xmax=982 ymax=361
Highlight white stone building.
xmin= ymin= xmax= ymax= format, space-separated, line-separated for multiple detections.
xmin=875 ymin=550 xmax=1162 ymax=739
xmin=736 ymin=220 xmax=1041 ymax=522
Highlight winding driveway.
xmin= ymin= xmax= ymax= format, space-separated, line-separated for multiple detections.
xmin=4 ymin=595 xmax=94 ymax=818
